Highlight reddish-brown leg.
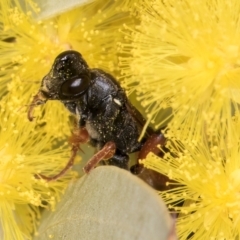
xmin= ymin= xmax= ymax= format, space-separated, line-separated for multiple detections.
xmin=131 ymin=133 xmax=167 ymax=175
xmin=36 ymin=127 xmax=89 ymax=182
xmin=138 ymin=133 xmax=166 ymax=160
xmin=35 ymin=145 xmax=79 ymax=181
xmin=83 ymin=142 xmax=116 ymax=174
xmin=69 ymin=127 xmax=89 ymax=151
xmin=131 ymin=133 xmax=174 ymax=190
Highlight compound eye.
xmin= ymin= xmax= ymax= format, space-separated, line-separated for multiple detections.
xmin=60 ymin=75 xmax=90 ymax=97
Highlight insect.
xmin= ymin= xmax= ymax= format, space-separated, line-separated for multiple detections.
xmin=28 ymin=50 xmax=167 ymax=185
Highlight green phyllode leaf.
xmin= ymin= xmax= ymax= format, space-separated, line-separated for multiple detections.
xmin=35 ymin=166 xmax=173 ymax=240
xmin=19 ymin=0 xmax=94 ymax=20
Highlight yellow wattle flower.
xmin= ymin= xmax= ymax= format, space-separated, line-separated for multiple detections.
xmin=119 ymin=0 xmax=240 ymax=139
xmin=142 ymin=116 xmax=240 ymax=239
xmin=0 ymin=97 xmax=77 ymax=240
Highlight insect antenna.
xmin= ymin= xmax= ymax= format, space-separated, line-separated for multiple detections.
xmin=27 ymin=93 xmax=46 ymax=121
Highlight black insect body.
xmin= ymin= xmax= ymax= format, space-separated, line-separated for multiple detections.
xmin=28 ymin=50 xmax=166 ymax=182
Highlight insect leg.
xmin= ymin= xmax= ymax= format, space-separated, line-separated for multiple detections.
xmin=107 ymin=153 xmax=129 ymax=169
xmin=131 ymin=133 xmax=172 ymax=190
xmin=35 ymin=145 xmax=79 ymax=181
xmin=131 ymin=133 xmax=167 ymax=175
xmin=83 ymin=141 xmax=116 ymax=174
xmin=69 ymin=127 xmax=89 ymax=151
xmin=35 ymin=127 xmax=89 ymax=182
xmin=138 ymin=133 xmax=166 ymax=160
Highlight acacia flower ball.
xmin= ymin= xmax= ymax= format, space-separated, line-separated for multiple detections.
xmin=142 ymin=116 xmax=240 ymax=239
xmin=119 ymin=0 xmax=240 ymax=139
xmin=0 ymin=97 xmax=76 ymax=240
